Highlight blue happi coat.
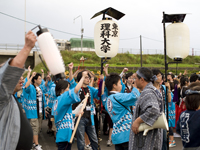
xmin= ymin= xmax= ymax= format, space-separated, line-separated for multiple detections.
xmin=162 ymin=85 xmax=175 ymax=127
xmin=101 ymin=87 xmax=140 ymax=144
xmin=47 ymin=82 xmax=57 ymax=109
xmin=23 ymin=80 xmax=47 ymax=119
xmin=69 ymin=78 xmax=99 ymax=126
xmin=54 ymin=88 xmax=80 ymax=143
xmin=14 ymin=79 xmax=27 ymax=107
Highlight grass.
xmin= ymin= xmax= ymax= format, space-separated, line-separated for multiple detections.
xmin=28 ymin=50 xmax=200 ymax=77
xmin=70 ymin=63 xmax=198 ymax=68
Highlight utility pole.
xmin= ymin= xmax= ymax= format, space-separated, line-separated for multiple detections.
xmin=24 ymin=0 xmax=26 ymax=39
xmin=140 ymin=35 xmax=142 ymax=67
xmin=74 ymin=15 xmax=84 ymax=53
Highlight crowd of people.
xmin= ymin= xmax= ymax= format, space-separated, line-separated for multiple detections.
xmin=1 ymin=31 xmax=200 ymax=150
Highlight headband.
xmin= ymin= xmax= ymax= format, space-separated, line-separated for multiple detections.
xmin=136 ymin=70 xmax=157 ymax=82
xmin=185 ymin=89 xmax=200 ymax=95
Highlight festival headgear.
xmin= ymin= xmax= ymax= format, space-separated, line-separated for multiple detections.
xmin=185 ymin=89 xmax=200 ymax=95
xmin=136 ymin=70 xmax=157 ymax=81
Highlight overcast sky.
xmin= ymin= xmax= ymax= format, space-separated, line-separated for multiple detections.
xmin=0 ymin=0 xmax=200 ymax=51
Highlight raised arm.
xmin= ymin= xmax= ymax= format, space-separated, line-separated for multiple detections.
xmin=25 ymin=72 xmax=36 ymax=88
xmin=68 ymin=62 xmax=74 ymax=81
xmin=90 ymin=76 xmax=94 ymax=87
xmin=45 ymin=74 xmax=51 ymax=87
xmin=103 ymin=64 xmax=109 ymax=77
xmin=165 ymin=82 xmax=172 ymax=103
xmin=27 ymin=65 xmax=32 ymax=79
xmin=100 ymin=74 xmax=105 ymax=95
xmin=74 ymin=71 xmax=87 ymax=93
xmin=119 ymin=67 xmax=128 ymax=78
xmin=10 ymin=31 xmax=36 ymax=68
xmin=41 ymin=69 xmax=44 ymax=79
xmin=0 ymin=31 xmax=36 ymax=107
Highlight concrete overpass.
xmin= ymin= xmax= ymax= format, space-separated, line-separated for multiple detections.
xmin=0 ymin=44 xmax=42 ymax=68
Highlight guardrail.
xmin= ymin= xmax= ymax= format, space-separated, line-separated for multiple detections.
xmin=0 ymin=44 xmax=40 ymax=51
xmin=118 ymin=48 xmax=200 ymax=56
xmin=1 ymin=43 xmax=200 ymax=56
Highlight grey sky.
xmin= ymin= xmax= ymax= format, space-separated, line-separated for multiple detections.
xmin=0 ymin=0 xmax=200 ymax=51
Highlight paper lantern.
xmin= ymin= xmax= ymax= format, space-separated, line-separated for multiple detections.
xmin=94 ymin=19 xmax=120 ymax=58
xmin=37 ymin=27 xmax=65 ymax=75
xmin=166 ymin=22 xmax=190 ymax=60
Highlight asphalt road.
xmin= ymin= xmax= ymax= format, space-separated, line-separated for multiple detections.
xmin=39 ymin=120 xmax=183 ymax=150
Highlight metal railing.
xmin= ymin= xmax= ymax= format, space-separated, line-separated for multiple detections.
xmin=0 ymin=43 xmax=40 ymax=51
xmin=1 ymin=43 xmax=200 ymax=56
xmin=118 ymin=48 xmax=200 ymax=56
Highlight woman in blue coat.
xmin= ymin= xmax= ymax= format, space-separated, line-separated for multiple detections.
xmin=54 ymin=71 xmax=87 ymax=150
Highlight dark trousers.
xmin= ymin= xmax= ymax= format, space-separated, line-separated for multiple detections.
xmin=115 ymin=142 xmax=128 ymax=150
xmin=57 ymin=142 xmax=72 ymax=150
xmin=169 ymin=127 xmax=174 ymax=136
xmin=162 ymin=129 xmax=167 ymax=150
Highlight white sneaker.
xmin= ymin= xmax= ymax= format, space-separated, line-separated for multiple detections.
xmin=107 ymin=140 xmax=112 ymax=147
xmin=34 ymin=145 xmax=43 ymax=150
xmin=84 ymin=144 xmax=92 ymax=150
xmin=33 ymin=143 xmax=42 ymax=148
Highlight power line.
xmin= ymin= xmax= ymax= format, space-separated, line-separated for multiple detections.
xmin=2 ymin=11 xmax=200 ymax=50
xmin=142 ymin=36 xmax=164 ymax=43
xmin=190 ymin=47 xmax=200 ymax=50
xmin=0 ymin=11 xmax=89 ymax=37
xmin=0 ymin=11 xmax=144 ymax=41
xmin=120 ymin=36 xmax=139 ymax=40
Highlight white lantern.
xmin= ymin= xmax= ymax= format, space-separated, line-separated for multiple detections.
xmin=94 ymin=19 xmax=120 ymax=58
xmin=166 ymin=22 xmax=190 ymax=60
xmin=37 ymin=28 xmax=65 ymax=75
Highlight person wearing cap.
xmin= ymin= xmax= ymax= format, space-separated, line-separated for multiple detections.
xmin=0 ymin=31 xmax=36 ymax=150
xmin=129 ymin=67 xmax=163 ymax=150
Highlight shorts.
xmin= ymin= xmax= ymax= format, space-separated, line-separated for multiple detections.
xmin=29 ymin=113 xmax=43 ymax=135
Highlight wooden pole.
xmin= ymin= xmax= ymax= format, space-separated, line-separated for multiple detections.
xmin=69 ymin=93 xmax=89 ymax=143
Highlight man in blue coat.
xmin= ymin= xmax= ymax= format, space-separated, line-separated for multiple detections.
xmin=68 ymin=63 xmax=99 ymax=150
xmin=23 ymin=72 xmax=48 ymax=150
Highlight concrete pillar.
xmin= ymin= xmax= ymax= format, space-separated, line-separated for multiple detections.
xmin=33 ymin=51 xmax=42 ymax=68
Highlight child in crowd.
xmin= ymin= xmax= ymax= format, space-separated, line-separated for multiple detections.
xmin=102 ymin=73 xmax=140 ymax=150
xmin=176 ymin=82 xmax=200 ymax=150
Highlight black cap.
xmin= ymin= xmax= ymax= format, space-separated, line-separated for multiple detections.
xmin=36 ymin=25 xmax=49 ymax=36
xmin=91 ymin=7 xmax=125 ymax=20
xmin=162 ymin=13 xmax=187 ymax=23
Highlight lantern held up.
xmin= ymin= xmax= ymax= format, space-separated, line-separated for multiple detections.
xmin=36 ymin=25 xmax=65 ymax=79
xmin=162 ymin=13 xmax=190 ymax=61
xmin=91 ymin=7 xmax=125 ymax=150
xmin=91 ymin=7 xmax=125 ymax=59
xmin=162 ymin=12 xmax=189 ymax=150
